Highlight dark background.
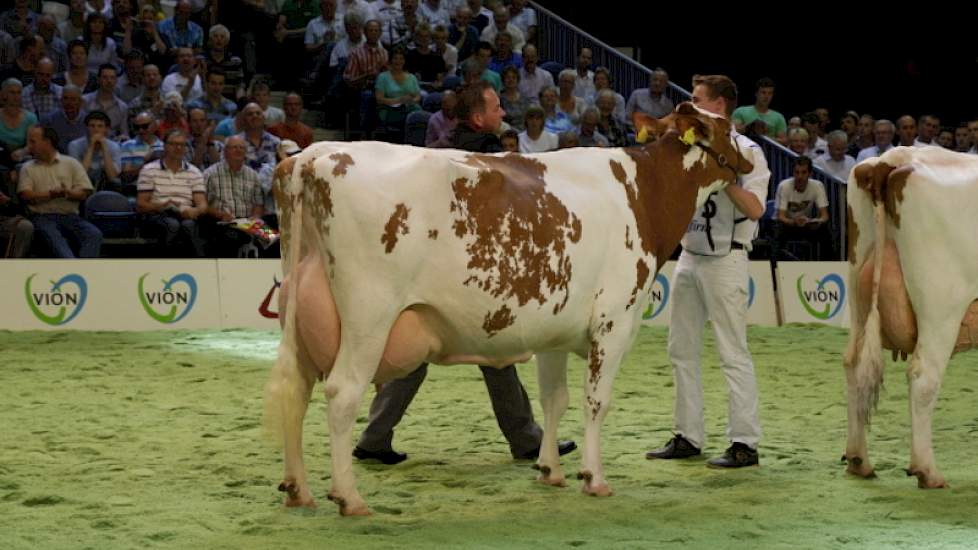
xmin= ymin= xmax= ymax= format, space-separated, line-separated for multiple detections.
xmin=536 ymin=3 xmax=977 ymax=129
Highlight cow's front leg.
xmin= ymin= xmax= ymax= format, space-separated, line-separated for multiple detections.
xmin=324 ymin=341 xmax=384 ymax=515
xmin=905 ymin=327 xmax=956 ymax=489
xmin=578 ymin=333 xmax=629 ymax=497
xmin=535 ymin=352 xmax=569 ymax=487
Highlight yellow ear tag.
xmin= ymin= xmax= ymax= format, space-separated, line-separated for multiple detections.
xmin=680 ymin=127 xmax=697 ymax=146
xmin=636 ymin=126 xmax=649 ymax=144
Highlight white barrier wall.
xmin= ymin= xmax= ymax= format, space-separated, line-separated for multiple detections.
xmin=640 ymin=261 xmax=780 ymax=327
xmin=0 ymin=259 xmax=852 ymax=331
xmin=777 ymin=262 xmax=851 ymax=328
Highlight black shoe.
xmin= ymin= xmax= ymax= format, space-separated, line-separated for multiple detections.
xmin=707 ymin=442 xmax=759 ymax=468
xmin=645 ymin=434 xmax=701 ymax=459
xmin=352 ymin=446 xmax=407 ymax=465
xmin=517 ymin=440 xmax=578 ymax=460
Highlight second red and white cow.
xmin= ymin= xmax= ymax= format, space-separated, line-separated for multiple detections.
xmin=844 ymin=146 xmax=978 ymax=488
xmin=264 ymin=103 xmax=754 ymax=515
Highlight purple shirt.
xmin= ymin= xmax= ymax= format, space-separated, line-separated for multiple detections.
xmin=425 ymin=110 xmax=456 ymax=148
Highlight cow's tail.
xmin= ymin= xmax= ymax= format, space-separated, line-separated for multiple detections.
xmin=855 ymin=198 xmax=887 ymax=425
xmin=263 ymin=156 xmax=307 ymax=448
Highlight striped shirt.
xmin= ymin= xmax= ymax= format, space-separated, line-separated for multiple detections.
xmin=137 ymin=159 xmax=205 ymax=208
xmin=203 ymin=161 xmax=264 ymax=218
xmin=120 ymin=136 xmax=165 ymax=173
xmin=343 ymin=43 xmax=389 ymax=83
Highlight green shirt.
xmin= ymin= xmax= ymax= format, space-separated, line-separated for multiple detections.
xmin=732 ymin=105 xmax=787 ymax=140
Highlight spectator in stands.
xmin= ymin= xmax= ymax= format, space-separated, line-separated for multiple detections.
xmin=815 ymin=130 xmax=856 ymax=182
xmin=120 ymin=110 xmax=163 ymax=187
xmin=329 ymin=12 xmax=365 ymax=71
xmin=786 ymin=116 xmax=800 ymax=132
xmin=539 ymin=85 xmax=571 ymax=134
xmin=801 ymin=112 xmax=826 ymax=158
xmin=937 ymin=129 xmax=954 ymax=149
xmin=203 ymin=24 xmax=245 ymax=99
xmin=187 ymin=68 xmax=236 ymax=123
xmin=375 ymin=45 xmax=421 ymax=131
xmin=487 ymin=32 xmax=521 ymax=74
xmin=82 ymin=64 xmax=129 ymax=138
xmin=84 ymin=14 xmax=120 ymax=71
xmin=594 ymin=89 xmax=626 ymax=147
xmin=214 ymin=96 xmax=250 ymax=139
xmin=558 ymin=130 xmax=578 ymax=149
xmin=786 ymin=127 xmax=809 ymax=157
xmin=42 ymin=85 xmax=86 ymax=153
xmin=203 ymin=134 xmax=264 ymax=256
xmin=572 ymin=47 xmax=593 ymax=99
xmin=86 ymin=0 xmax=112 ymax=19
xmin=814 ymin=107 xmax=830 ymax=139
xmin=917 ymin=114 xmax=940 ymax=146
xmin=425 ymin=88 xmax=456 ymax=147
xmin=125 ymin=4 xmax=169 ymax=67
xmin=115 ymin=50 xmax=145 ymax=103
xmin=136 ymin=128 xmax=207 ymax=257
xmin=268 ymin=93 xmax=314 ymax=148
xmin=128 ymin=63 xmax=164 ymax=126
xmin=518 ymin=104 xmax=556 ymax=153
xmin=466 ymin=0 xmax=492 ymax=33
xmin=1 ymin=30 xmax=17 ymax=66
xmin=159 ymin=91 xmax=191 ymax=139
xmin=517 ymin=44 xmax=550 ymax=102
xmin=22 ymin=58 xmax=62 ymax=120
xmin=775 ymin=156 xmax=831 ymax=260
xmin=382 ymin=0 xmax=420 ymax=49
xmin=306 ymin=0 xmax=342 ymax=62
xmin=406 ymin=23 xmax=446 ymax=91
xmin=108 ymin=0 xmax=135 ymax=47
xmin=954 ymin=125 xmax=972 ymax=152
xmin=374 ymin=0 xmax=402 ymax=30
xmin=68 ymin=110 xmax=121 ymax=191
xmin=449 ymin=5 xmax=479 ymax=63
xmin=36 ymin=15 xmax=68 ymax=73
xmin=576 ymin=106 xmax=608 ymax=147
xmin=732 ymin=77 xmax=787 ymax=145
xmin=0 ymin=79 xmax=38 ymax=164
xmin=472 ymin=41 xmax=502 ymax=92
xmin=0 ymin=34 xmax=41 ymax=87
xmin=432 ymin=24 xmax=457 ymax=75
xmin=60 ymin=0 xmax=87 ymax=43
xmin=0 ymin=177 xmax=33 ymax=258
xmin=188 ymin=106 xmax=222 ymax=169
xmin=162 ymin=47 xmax=204 ymax=102
xmin=588 ymin=67 xmax=624 ymax=125
xmin=0 ymin=0 xmax=38 ymax=37
xmin=856 ymin=119 xmax=895 ymax=161
xmin=18 ymin=126 xmax=102 ymax=258
xmin=499 ymin=65 xmax=529 ymax=131
xmin=274 ymin=0 xmax=319 ymax=88
xmin=625 ymin=68 xmax=673 ymax=124
xmin=251 ymin=80 xmax=285 ymax=126
xmin=419 ymin=0 xmax=450 ymax=28
xmin=509 ymin=0 xmax=536 ymax=45
xmin=556 ymin=69 xmax=586 ymax=125
xmin=849 ymin=113 xmax=874 ymax=158
xmin=499 ymin=128 xmax=518 ymax=152
xmin=343 ymin=19 xmax=388 ymax=94
xmin=839 ymin=110 xmax=858 ymax=147
xmin=896 ymin=115 xmax=917 ymax=147
xmin=55 ymin=40 xmax=98 ymax=93
xmin=158 ymin=0 xmax=204 ymax=54
xmin=236 ymin=102 xmax=280 ymax=171
xmin=480 ymin=5 xmax=525 ymax=53
xmin=969 ymin=120 xmax=978 ymax=154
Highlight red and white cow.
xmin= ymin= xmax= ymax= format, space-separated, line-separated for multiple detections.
xmin=263 ymin=103 xmax=753 ymax=515
xmin=844 ymin=146 xmax=978 ymax=488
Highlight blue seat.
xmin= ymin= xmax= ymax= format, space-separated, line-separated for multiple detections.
xmin=404 ymin=110 xmax=432 ymax=147
xmin=442 ymin=74 xmax=461 ymax=91
xmin=83 ymin=190 xmax=137 ymax=239
xmin=539 ymin=61 xmax=565 ymax=85
xmin=422 ymin=92 xmax=443 ymax=113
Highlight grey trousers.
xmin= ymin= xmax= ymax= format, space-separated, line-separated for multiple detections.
xmin=356 ymin=363 xmax=543 ymax=457
xmin=1 ymin=216 xmax=33 ymax=258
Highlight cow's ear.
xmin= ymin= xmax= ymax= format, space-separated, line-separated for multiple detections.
xmin=633 ymin=112 xmax=667 ymax=143
xmin=674 ymin=115 xmax=708 ymax=146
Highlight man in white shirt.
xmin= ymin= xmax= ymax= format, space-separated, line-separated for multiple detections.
xmin=815 ymin=131 xmax=856 ymax=183
xmin=479 ymin=5 xmax=524 ymax=52
xmin=572 ymin=47 xmax=594 ymax=99
xmin=161 ymin=47 xmax=203 ymax=102
xmin=856 ymin=119 xmax=896 ymax=162
xmin=774 ymin=156 xmax=832 ymax=260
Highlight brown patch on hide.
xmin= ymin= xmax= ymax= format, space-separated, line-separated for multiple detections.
xmin=482 ymin=305 xmax=515 ymax=337
xmin=328 ymin=152 xmax=354 ymax=176
xmin=381 ymin=204 xmax=410 ymax=253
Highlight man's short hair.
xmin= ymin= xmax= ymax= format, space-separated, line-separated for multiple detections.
xmin=84 ymin=110 xmax=111 ymax=125
xmin=455 ymin=81 xmax=494 ymax=123
xmin=209 ymin=23 xmax=231 ymax=39
xmin=794 ymin=156 xmax=813 ymax=170
xmin=164 ymin=128 xmax=188 ymax=143
xmin=692 ymin=74 xmax=738 ymax=117
xmin=125 ymin=49 xmax=146 ymax=62
xmin=98 ymin=63 xmax=118 ymax=77
xmin=756 ymin=77 xmax=775 ymax=91
xmin=476 ymin=40 xmax=494 ymax=54
xmin=788 ymin=127 xmax=809 ymax=141
xmin=802 ymin=112 xmax=820 ymax=125
xmin=500 ymin=129 xmax=519 ymax=142
xmin=38 ymin=126 xmax=60 ymax=149
xmin=826 ymin=130 xmax=848 ymax=144
xmin=207 ymin=67 xmax=226 ymax=80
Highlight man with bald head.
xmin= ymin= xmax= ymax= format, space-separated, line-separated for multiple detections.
xmin=896 ymin=115 xmax=917 ymax=147
xmin=23 ymin=57 xmax=62 ymax=119
xmin=201 ymin=134 xmax=265 ymax=256
xmin=517 ymin=43 xmax=552 ymax=100
xmin=236 ymin=102 xmax=280 ymax=171
xmin=128 ymin=63 xmax=164 ymax=124
xmin=41 ymin=84 xmax=85 ymax=153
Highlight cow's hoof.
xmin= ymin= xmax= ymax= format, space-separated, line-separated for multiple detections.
xmin=536 ymin=465 xmax=566 ymax=487
xmin=845 ymin=456 xmax=876 ymax=478
xmin=905 ymin=468 xmax=947 ymax=489
xmin=328 ymin=492 xmax=371 ymax=516
xmin=581 ymin=481 xmax=613 ymax=497
xmin=278 ymin=481 xmax=316 ymax=507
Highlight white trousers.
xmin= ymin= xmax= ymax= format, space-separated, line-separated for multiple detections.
xmin=666 ymin=249 xmax=761 ymax=450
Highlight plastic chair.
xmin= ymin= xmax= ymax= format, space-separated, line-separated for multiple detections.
xmin=539 ymin=61 xmax=565 ymax=84
xmin=83 ymin=190 xmax=137 ymax=239
xmin=422 ymin=92 xmax=443 ymax=113
xmin=404 ymin=110 xmax=432 ymax=147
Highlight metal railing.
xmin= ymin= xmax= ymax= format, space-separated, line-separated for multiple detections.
xmin=532 ymin=1 xmax=847 ymax=259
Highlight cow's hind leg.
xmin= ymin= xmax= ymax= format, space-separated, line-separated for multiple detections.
xmin=535 ymin=352 xmax=569 ymax=487
xmin=905 ymin=320 xmax=959 ymax=489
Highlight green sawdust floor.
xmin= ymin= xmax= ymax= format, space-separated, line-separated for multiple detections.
xmin=2 ymin=326 xmax=978 ymax=549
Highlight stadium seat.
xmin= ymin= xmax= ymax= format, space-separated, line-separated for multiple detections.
xmin=83 ymin=190 xmax=137 ymax=239
xmin=404 ymin=110 xmax=432 ymax=147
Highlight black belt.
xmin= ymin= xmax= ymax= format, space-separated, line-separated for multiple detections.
xmin=731 ymin=242 xmax=745 ymax=250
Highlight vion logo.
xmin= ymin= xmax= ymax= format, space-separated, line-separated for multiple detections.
xmin=139 ymin=273 xmax=198 ymax=323
xmin=24 ymin=273 xmax=88 ymax=325
xmin=642 ymin=273 xmax=671 ymax=320
xmin=796 ymin=273 xmax=845 ymax=320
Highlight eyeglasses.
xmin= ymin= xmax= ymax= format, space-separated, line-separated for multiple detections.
xmin=134 ymin=123 xmax=151 ymax=130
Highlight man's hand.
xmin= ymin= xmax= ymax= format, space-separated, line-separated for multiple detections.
xmin=218 ymin=210 xmax=233 ymax=222
xmin=49 ymin=187 xmax=67 ymax=199
xmin=180 ymin=206 xmax=200 ymax=220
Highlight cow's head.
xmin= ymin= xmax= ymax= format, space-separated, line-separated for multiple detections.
xmin=633 ymin=102 xmax=754 ymax=206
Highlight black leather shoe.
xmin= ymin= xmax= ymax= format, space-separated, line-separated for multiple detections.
xmin=645 ymin=434 xmax=701 ymax=459
xmin=707 ymin=442 xmax=759 ymax=468
xmin=353 ymin=446 xmax=408 ymax=465
xmin=517 ymin=440 xmax=577 ymax=460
